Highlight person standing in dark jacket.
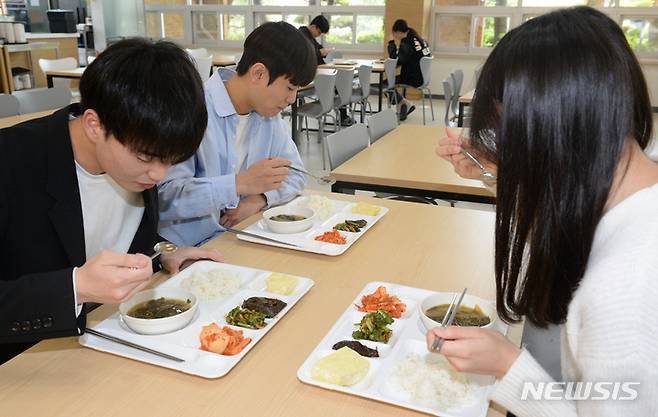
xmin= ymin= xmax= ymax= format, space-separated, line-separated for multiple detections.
xmin=387 ymin=19 xmax=431 ymax=121
xmin=299 ymin=15 xmax=330 ymax=65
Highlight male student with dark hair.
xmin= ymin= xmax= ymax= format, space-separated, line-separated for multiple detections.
xmin=0 ymin=38 xmax=223 ymax=363
xmin=158 ymin=22 xmax=317 ymax=247
xmin=300 ymin=15 xmax=330 ymax=65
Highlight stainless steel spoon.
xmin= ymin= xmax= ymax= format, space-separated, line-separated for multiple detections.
xmin=461 ymin=150 xmax=497 ymax=182
xmin=289 ymin=165 xmax=336 ymax=186
xmin=150 ymin=241 xmax=178 ymax=260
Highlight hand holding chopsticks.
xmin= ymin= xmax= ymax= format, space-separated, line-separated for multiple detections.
xmin=430 ymin=287 xmax=467 ymax=352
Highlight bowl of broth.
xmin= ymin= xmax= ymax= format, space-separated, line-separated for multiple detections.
xmin=263 ymin=206 xmax=315 ymax=234
xmin=119 ymin=288 xmax=198 ymax=335
xmin=419 ymin=292 xmax=496 ymax=332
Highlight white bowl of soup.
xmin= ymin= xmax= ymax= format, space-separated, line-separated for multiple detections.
xmin=419 ymin=292 xmax=496 ymax=332
xmin=119 ymin=288 xmax=198 ymax=335
xmin=263 ymin=206 xmax=315 ymax=234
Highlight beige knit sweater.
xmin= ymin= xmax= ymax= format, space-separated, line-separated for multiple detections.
xmin=490 ymin=183 xmax=658 ymax=417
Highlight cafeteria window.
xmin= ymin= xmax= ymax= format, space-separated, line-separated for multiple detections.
xmin=192 ymin=12 xmax=246 ymax=43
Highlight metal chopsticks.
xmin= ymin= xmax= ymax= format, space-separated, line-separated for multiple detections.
xmin=431 ymin=287 xmax=468 ymax=352
xmin=85 ymin=328 xmax=185 ymax=363
xmin=223 ymin=227 xmax=300 ymax=247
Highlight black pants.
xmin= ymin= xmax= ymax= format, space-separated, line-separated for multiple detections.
xmin=387 ymin=75 xmax=421 ymax=105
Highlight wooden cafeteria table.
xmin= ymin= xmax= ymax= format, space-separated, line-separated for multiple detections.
xmin=331 ymin=124 xmax=495 ymax=204
xmin=212 ymin=55 xmax=236 ymax=67
xmin=0 ymin=192 xmax=518 ymax=417
xmin=458 ymin=89 xmax=474 ymax=127
xmin=45 ymin=67 xmax=85 ymax=88
xmin=0 ymin=109 xmax=57 ymax=129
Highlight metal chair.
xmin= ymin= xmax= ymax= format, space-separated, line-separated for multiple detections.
xmin=333 ymin=68 xmax=354 ymax=128
xmin=190 ymin=55 xmax=213 ymax=83
xmin=366 ymin=108 xmax=397 ymax=145
xmin=442 ymin=79 xmax=456 ymax=126
xmin=450 ymin=69 xmax=464 ymax=118
xmin=38 ymin=57 xmax=79 ymax=98
xmin=0 ymin=94 xmax=20 ymax=117
xmin=297 ymin=70 xmax=337 ymax=169
xmin=381 ymin=58 xmax=399 ymax=107
xmin=185 ymin=48 xmax=210 ymax=59
xmin=325 ymin=123 xmax=369 ymax=170
xmin=13 ymin=86 xmax=72 ymax=114
xmin=397 ymin=56 xmax=435 ymax=124
xmin=350 ymin=65 xmax=372 ymax=122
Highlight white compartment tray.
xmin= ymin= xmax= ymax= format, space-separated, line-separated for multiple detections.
xmin=80 ymin=261 xmax=314 ymax=378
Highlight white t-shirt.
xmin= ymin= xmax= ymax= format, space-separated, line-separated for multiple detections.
xmin=75 ymin=161 xmax=145 ymax=258
xmin=233 ymin=113 xmax=250 ymax=172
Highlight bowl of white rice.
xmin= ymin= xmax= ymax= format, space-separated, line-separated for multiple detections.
xmin=181 ymin=268 xmax=242 ymax=301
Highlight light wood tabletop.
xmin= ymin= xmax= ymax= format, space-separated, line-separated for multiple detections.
xmin=0 ymin=192 xmax=516 ymax=417
xmin=45 ymin=67 xmax=85 ymax=88
xmin=319 ymin=59 xmax=385 ymax=73
xmin=212 ymin=55 xmax=236 ymax=67
xmin=459 ymin=89 xmax=475 ymax=104
xmin=0 ymin=109 xmax=57 ymax=129
xmin=331 ymin=124 xmax=495 ymax=203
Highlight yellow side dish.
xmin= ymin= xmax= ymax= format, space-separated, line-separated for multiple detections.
xmin=351 ymin=202 xmax=381 ymax=216
xmin=310 ymin=347 xmax=370 ymax=386
xmin=265 ymin=273 xmax=298 ymax=296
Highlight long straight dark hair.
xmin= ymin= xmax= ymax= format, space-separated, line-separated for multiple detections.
xmin=469 ymin=7 xmax=653 ymax=327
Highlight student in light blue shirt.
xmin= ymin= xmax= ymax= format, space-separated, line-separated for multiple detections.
xmin=158 ymin=22 xmax=317 ymax=247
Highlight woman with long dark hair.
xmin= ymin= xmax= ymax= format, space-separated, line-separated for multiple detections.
xmin=434 ymin=7 xmax=658 ymax=416
xmin=387 ymin=19 xmax=431 ymax=121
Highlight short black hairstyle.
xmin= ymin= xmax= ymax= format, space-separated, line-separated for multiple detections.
xmin=79 ymin=37 xmax=207 ymax=164
xmin=237 ymin=21 xmax=316 ymax=87
xmin=310 ymin=15 xmax=330 ymax=34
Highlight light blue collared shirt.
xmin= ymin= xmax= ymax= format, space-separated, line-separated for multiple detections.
xmin=157 ymin=69 xmax=306 ymax=247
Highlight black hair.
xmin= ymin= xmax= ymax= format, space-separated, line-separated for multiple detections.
xmin=469 ymin=6 xmax=653 ymax=327
xmin=392 ymin=19 xmax=424 ymax=44
xmin=79 ymin=37 xmax=206 ymax=164
xmin=311 ymin=15 xmax=330 ymax=34
xmin=237 ymin=21 xmax=316 ymax=87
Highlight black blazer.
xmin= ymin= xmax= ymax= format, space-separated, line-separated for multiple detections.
xmin=0 ymin=106 xmax=160 ymax=347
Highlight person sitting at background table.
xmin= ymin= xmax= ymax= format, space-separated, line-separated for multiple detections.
xmin=387 ymin=19 xmax=431 ymax=121
xmin=433 ymin=7 xmax=657 ymax=416
xmin=158 ymin=22 xmax=315 ymax=247
xmin=299 ymin=15 xmax=330 ymax=66
xmin=0 ymin=38 xmax=223 ymax=363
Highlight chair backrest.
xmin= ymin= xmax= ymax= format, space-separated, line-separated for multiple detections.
xmin=367 ymin=108 xmax=398 ymax=144
xmin=442 ymin=79 xmax=454 ymax=126
xmin=384 ymin=58 xmax=397 ymax=90
xmin=326 ymin=123 xmax=369 ymax=170
xmin=450 ymin=69 xmax=464 ymax=115
xmin=185 ymin=48 xmax=209 ymax=59
xmin=192 ymin=55 xmax=213 ymax=83
xmin=38 ymin=57 xmax=78 ymax=89
xmin=0 ymin=93 xmax=20 ymax=117
xmin=356 ymin=64 xmax=372 ymax=99
xmin=335 ymin=68 xmax=354 ymax=106
xmin=418 ymin=56 xmax=433 ymax=88
xmin=314 ymin=70 xmax=337 ymax=113
xmin=13 ymin=86 xmax=72 ymax=114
